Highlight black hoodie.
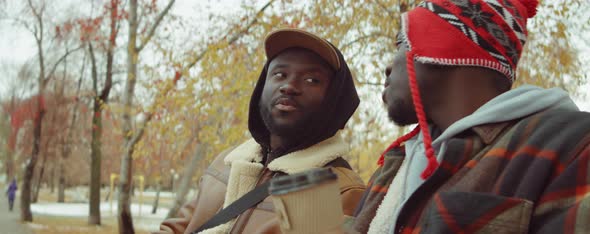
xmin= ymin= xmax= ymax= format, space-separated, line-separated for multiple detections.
xmin=248 ymin=44 xmax=360 ymax=160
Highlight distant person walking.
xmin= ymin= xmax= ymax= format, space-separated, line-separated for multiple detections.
xmin=6 ymin=178 xmax=17 ymax=211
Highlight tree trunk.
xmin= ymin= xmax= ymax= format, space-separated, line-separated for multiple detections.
xmin=118 ymin=0 xmax=174 ymax=232
xmin=58 ymin=161 xmax=66 ymax=203
xmin=49 ymin=166 xmax=55 ymax=193
xmin=32 ymin=150 xmax=48 ymax=203
xmin=89 ymin=100 xmax=102 ymax=225
xmin=118 ymin=145 xmax=135 ymax=234
xmin=5 ymin=151 xmax=14 ymax=183
xmin=151 ymin=180 xmax=161 ymax=214
xmin=118 ymin=1 xmax=139 ymax=232
xmin=93 ymin=0 xmax=117 ymax=212
xmin=21 ymin=98 xmax=44 ymax=222
xmin=22 ymin=0 xmax=46 ymax=222
xmin=23 ymin=0 xmax=78 ymax=217
xmin=88 ymin=42 xmax=103 ymax=226
xmin=58 ymin=48 xmax=85 ymax=204
xmin=166 ymin=144 xmax=205 ymax=218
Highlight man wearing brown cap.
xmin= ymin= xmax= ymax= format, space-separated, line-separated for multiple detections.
xmin=155 ymin=29 xmax=365 ymax=234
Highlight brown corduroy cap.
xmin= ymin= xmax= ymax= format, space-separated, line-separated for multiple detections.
xmin=264 ymin=28 xmax=341 ymax=70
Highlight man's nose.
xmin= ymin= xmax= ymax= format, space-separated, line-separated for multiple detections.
xmin=279 ymin=77 xmax=302 ymax=95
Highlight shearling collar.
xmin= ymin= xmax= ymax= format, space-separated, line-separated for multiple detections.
xmin=224 ymin=133 xmax=349 ymax=174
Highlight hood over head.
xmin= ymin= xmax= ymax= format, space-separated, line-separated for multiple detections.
xmin=248 ymin=29 xmax=360 ymax=156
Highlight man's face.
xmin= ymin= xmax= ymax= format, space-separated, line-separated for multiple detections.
xmin=259 ymin=48 xmax=334 ymax=137
xmin=382 ymin=44 xmax=419 ymax=126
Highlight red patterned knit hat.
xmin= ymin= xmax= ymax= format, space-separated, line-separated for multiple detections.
xmin=378 ymin=0 xmax=539 ymax=179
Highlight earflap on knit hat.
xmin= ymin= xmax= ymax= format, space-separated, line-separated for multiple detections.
xmin=377 ymin=0 xmax=540 ymax=180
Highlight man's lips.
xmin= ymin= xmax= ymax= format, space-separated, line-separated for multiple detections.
xmin=274 ymin=97 xmax=299 ymax=112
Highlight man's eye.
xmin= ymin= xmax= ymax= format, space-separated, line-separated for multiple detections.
xmin=305 ymin=77 xmax=319 ymax=84
xmin=273 ymin=72 xmax=286 ymax=78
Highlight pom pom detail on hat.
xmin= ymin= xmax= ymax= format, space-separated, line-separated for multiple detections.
xmin=519 ymin=0 xmax=539 ymax=18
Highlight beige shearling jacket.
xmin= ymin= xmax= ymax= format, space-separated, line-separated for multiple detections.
xmin=155 ymin=135 xmax=366 ymax=234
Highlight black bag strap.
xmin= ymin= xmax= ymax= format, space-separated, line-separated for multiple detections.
xmin=191 ymin=181 xmax=271 ymax=234
xmin=191 ymin=157 xmax=348 ymax=233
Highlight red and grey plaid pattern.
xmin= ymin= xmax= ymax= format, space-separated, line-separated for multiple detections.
xmin=352 ymin=109 xmax=590 ymax=233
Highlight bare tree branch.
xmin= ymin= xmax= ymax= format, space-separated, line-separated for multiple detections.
xmin=88 ymin=42 xmax=98 ymax=94
xmin=128 ymin=112 xmax=152 ymax=149
xmin=186 ymin=0 xmax=276 ymax=69
xmin=136 ymin=0 xmax=176 ymax=52
xmin=100 ymin=0 xmax=119 ymax=102
xmin=129 ymin=0 xmax=277 ymax=150
xmin=27 ymin=0 xmax=45 ymax=86
xmin=341 ymin=32 xmax=393 ymax=51
xmin=27 ymin=0 xmax=41 ymax=25
xmin=27 ymin=0 xmax=47 ymax=44
xmin=42 ymin=45 xmax=83 ymax=87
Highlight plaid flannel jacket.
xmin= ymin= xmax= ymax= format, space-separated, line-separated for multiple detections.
xmin=352 ymin=109 xmax=590 ymax=234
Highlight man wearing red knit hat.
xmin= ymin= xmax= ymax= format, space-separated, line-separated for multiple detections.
xmin=350 ymin=0 xmax=590 ymax=233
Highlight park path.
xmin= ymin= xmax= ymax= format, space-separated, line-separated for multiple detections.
xmin=0 ymin=190 xmax=34 ymax=234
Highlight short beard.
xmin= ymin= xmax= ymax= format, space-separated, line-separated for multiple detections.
xmin=387 ymin=99 xmax=417 ymax=126
xmin=259 ymin=102 xmax=311 ymax=138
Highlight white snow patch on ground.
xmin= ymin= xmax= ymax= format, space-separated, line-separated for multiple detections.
xmin=27 ymin=223 xmax=48 ymax=229
xmin=141 ymin=191 xmax=176 ymax=198
xmin=31 ymin=202 xmax=169 ymax=231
